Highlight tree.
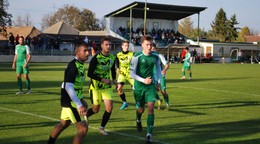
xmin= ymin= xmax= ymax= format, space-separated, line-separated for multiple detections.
xmin=236 ymin=26 xmax=251 ymax=42
xmin=225 ymin=14 xmax=239 ymax=42
xmin=0 ymin=0 xmax=12 ymax=35
xmin=41 ymin=5 xmax=101 ymax=31
xmin=14 ymin=13 xmax=33 ymax=26
xmin=211 ymin=8 xmax=227 ymax=42
xmin=178 ymin=17 xmax=195 ymax=38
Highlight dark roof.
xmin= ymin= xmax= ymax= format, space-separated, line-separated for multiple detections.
xmin=104 ymin=1 xmax=207 ymax=20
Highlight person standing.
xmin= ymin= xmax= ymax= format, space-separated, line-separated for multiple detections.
xmin=180 ymin=47 xmax=192 ymax=80
xmin=151 ymin=45 xmax=170 ymax=111
xmin=191 ymin=49 xmax=197 ymax=64
xmin=47 ymin=42 xmax=90 ymax=144
xmin=130 ymin=35 xmax=161 ymax=143
xmin=115 ymin=41 xmax=134 ymax=110
xmin=9 ymin=33 xmax=15 ymax=54
xmin=86 ymin=37 xmax=117 ymax=136
xmin=12 ymin=36 xmax=32 ymax=94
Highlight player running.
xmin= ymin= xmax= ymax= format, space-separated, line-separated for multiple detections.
xmin=181 ymin=47 xmax=192 ymax=80
xmin=115 ymin=41 xmax=134 ymax=110
xmin=151 ymin=45 xmax=170 ymax=111
xmin=130 ymin=35 xmax=161 ymax=144
xmin=86 ymin=37 xmax=117 ymax=136
xmin=12 ymin=36 xmax=32 ymax=94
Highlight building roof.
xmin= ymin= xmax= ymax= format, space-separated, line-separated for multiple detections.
xmin=105 ymin=1 xmax=207 ymax=20
xmin=0 ymin=26 xmax=41 ymax=40
xmin=79 ymin=31 xmax=107 ymax=36
xmin=43 ymin=21 xmax=79 ymax=35
xmin=244 ymin=35 xmax=260 ymax=43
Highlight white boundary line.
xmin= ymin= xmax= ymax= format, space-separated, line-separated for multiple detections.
xmin=0 ymin=106 xmax=169 ymax=144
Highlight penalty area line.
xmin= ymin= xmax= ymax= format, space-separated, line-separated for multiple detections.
xmin=0 ymin=106 xmax=169 ymax=144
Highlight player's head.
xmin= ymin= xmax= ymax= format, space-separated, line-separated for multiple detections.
xmin=101 ymin=37 xmax=112 ymax=54
xmin=75 ymin=42 xmax=90 ymax=62
xmin=141 ymin=35 xmax=153 ymax=55
xmin=185 ymin=47 xmax=189 ymax=51
xmin=18 ymin=36 xmax=25 ymax=45
xmin=121 ymin=40 xmax=129 ymax=52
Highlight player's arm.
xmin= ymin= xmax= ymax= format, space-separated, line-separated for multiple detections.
xmin=159 ymin=54 xmax=169 ymax=75
xmin=115 ymin=56 xmax=120 ymax=74
xmin=24 ymin=45 xmax=31 ymax=68
xmin=87 ymin=55 xmax=102 ymax=81
xmin=12 ymin=46 xmax=18 ymax=69
xmin=156 ymin=58 xmax=162 ymax=84
xmin=111 ymin=60 xmax=117 ymax=87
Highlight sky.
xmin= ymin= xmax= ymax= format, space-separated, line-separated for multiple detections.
xmin=7 ymin=0 xmax=260 ymax=34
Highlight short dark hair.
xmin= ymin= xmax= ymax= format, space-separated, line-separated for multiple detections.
xmin=75 ymin=41 xmax=89 ymax=52
xmin=101 ymin=37 xmax=112 ymax=44
xmin=141 ymin=35 xmax=153 ymax=44
xmin=185 ymin=47 xmax=189 ymax=51
xmin=121 ymin=40 xmax=129 ymax=46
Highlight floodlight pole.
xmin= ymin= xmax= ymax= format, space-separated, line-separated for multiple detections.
xmin=197 ymin=13 xmax=200 ymax=44
xmin=144 ymin=0 xmax=147 ymax=35
xmin=130 ymin=8 xmax=132 ymax=41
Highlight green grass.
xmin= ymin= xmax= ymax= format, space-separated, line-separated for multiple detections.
xmin=0 ymin=62 xmax=260 ymax=144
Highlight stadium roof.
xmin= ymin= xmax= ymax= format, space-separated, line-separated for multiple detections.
xmin=104 ymin=1 xmax=207 ymax=20
xmin=43 ymin=21 xmax=79 ymax=35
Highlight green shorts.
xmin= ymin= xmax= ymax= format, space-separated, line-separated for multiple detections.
xmin=16 ymin=65 xmax=29 ymax=74
xmin=134 ymin=85 xmax=157 ymax=108
xmin=182 ymin=63 xmax=191 ymax=70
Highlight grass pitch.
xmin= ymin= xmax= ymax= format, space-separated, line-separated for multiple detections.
xmin=0 ymin=62 xmax=260 ymax=144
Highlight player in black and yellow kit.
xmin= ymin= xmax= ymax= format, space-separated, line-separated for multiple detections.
xmin=86 ymin=37 xmax=117 ymax=136
xmin=47 ymin=42 xmax=90 ymax=144
xmin=115 ymin=41 xmax=134 ymax=110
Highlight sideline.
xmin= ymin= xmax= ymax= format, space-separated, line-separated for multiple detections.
xmin=0 ymin=106 xmax=168 ymax=144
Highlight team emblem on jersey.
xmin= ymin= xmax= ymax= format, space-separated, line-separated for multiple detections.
xmin=142 ymin=59 xmax=145 ymax=63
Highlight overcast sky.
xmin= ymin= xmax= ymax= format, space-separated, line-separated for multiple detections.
xmin=7 ymin=0 xmax=260 ymax=34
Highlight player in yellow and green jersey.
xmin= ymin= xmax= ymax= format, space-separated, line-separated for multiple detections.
xmin=86 ymin=37 xmax=117 ymax=136
xmin=12 ymin=36 xmax=31 ymax=94
xmin=130 ymin=35 xmax=161 ymax=143
xmin=115 ymin=41 xmax=134 ymax=110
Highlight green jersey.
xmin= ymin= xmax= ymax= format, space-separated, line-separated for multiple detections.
xmin=183 ymin=52 xmax=191 ymax=67
xmin=88 ymin=52 xmax=116 ymax=90
xmin=116 ymin=51 xmax=134 ymax=78
xmin=130 ymin=51 xmax=161 ymax=90
xmin=15 ymin=44 xmax=30 ymax=66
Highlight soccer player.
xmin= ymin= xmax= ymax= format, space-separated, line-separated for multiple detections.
xmin=12 ymin=36 xmax=32 ymax=94
xmin=130 ymin=35 xmax=161 ymax=143
xmin=115 ymin=40 xmax=134 ymax=110
xmin=86 ymin=37 xmax=117 ymax=136
xmin=47 ymin=42 xmax=90 ymax=144
xmin=181 ymin=47 xmax=192 ymax=80
xmin=151 ymin=45 xmax=170 ymax=111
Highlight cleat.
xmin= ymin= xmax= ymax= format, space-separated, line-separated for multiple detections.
xmin=146 ymin=134 xmax=152 ymax=144
xmin=157 ymin=99 xmax=162 ymax=110
xmin=164 ymin=105 xmax=170 ymax=111
xmin=26 ymin=89 xmax=31 ymax=94
xmin=16 ymin=91 xmax=24 ymax=94
xmin=180 ymin=76 xmax=186 ymax=80
xmin=99 ymin=128 xmax=109 ymax=136
xmin=189 ymin=77 xmax=192 ymax=80
xmin=120 ymin=102 xmax=129 ymax=110
xmin=136 ymin=120 xmax=142 ymax=132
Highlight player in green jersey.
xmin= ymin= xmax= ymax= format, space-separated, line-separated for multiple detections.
xmin=151 ymin=45 xmax=170 ymax=111
xmin=47 ymin=42 xmax=90 ymax=144
xmin=12 ymin=36 xmax=32 ymax=94
xmin=181 ymin=47 xmax=192 ymax=80
xmin=130 ymin=35 xmax=162 ymax=144
xmin=86 ymin=37 xmax=117 ymax=136
xmin=115 ymin=40 xmax=134 ymax=110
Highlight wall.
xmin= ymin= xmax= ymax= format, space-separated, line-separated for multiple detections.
xmin=0 ymin=55 xmax=92 ymax=63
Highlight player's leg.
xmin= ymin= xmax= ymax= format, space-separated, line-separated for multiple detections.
xmin=73 ymin=121 xmax=88 ymax=144
xmin=117 ymin=74 xmax=129 ymax=110
xmin=87 ymin=89 xmax=101 ymax=118
xmin=47 ymin=119 xmax=71 ymax=144
xmin=134 ymin=89 xmax=145 ymax=132
xmin=99 ymin=89 xmax=113 ymax=135
xmin=16 ymin=65 xmax=23 ymax=94
xmin=145 ymin=87 xmax=156 ymax=143
xmin=187 ymin=67 xmax=192 ymax=79
xmin=23 ymin=66 xmax=31 ymax=94
xmin=181 ymin=65 xmax=186 ymax=79
xmin=160 ymin=76 xmax=170 ymax=110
